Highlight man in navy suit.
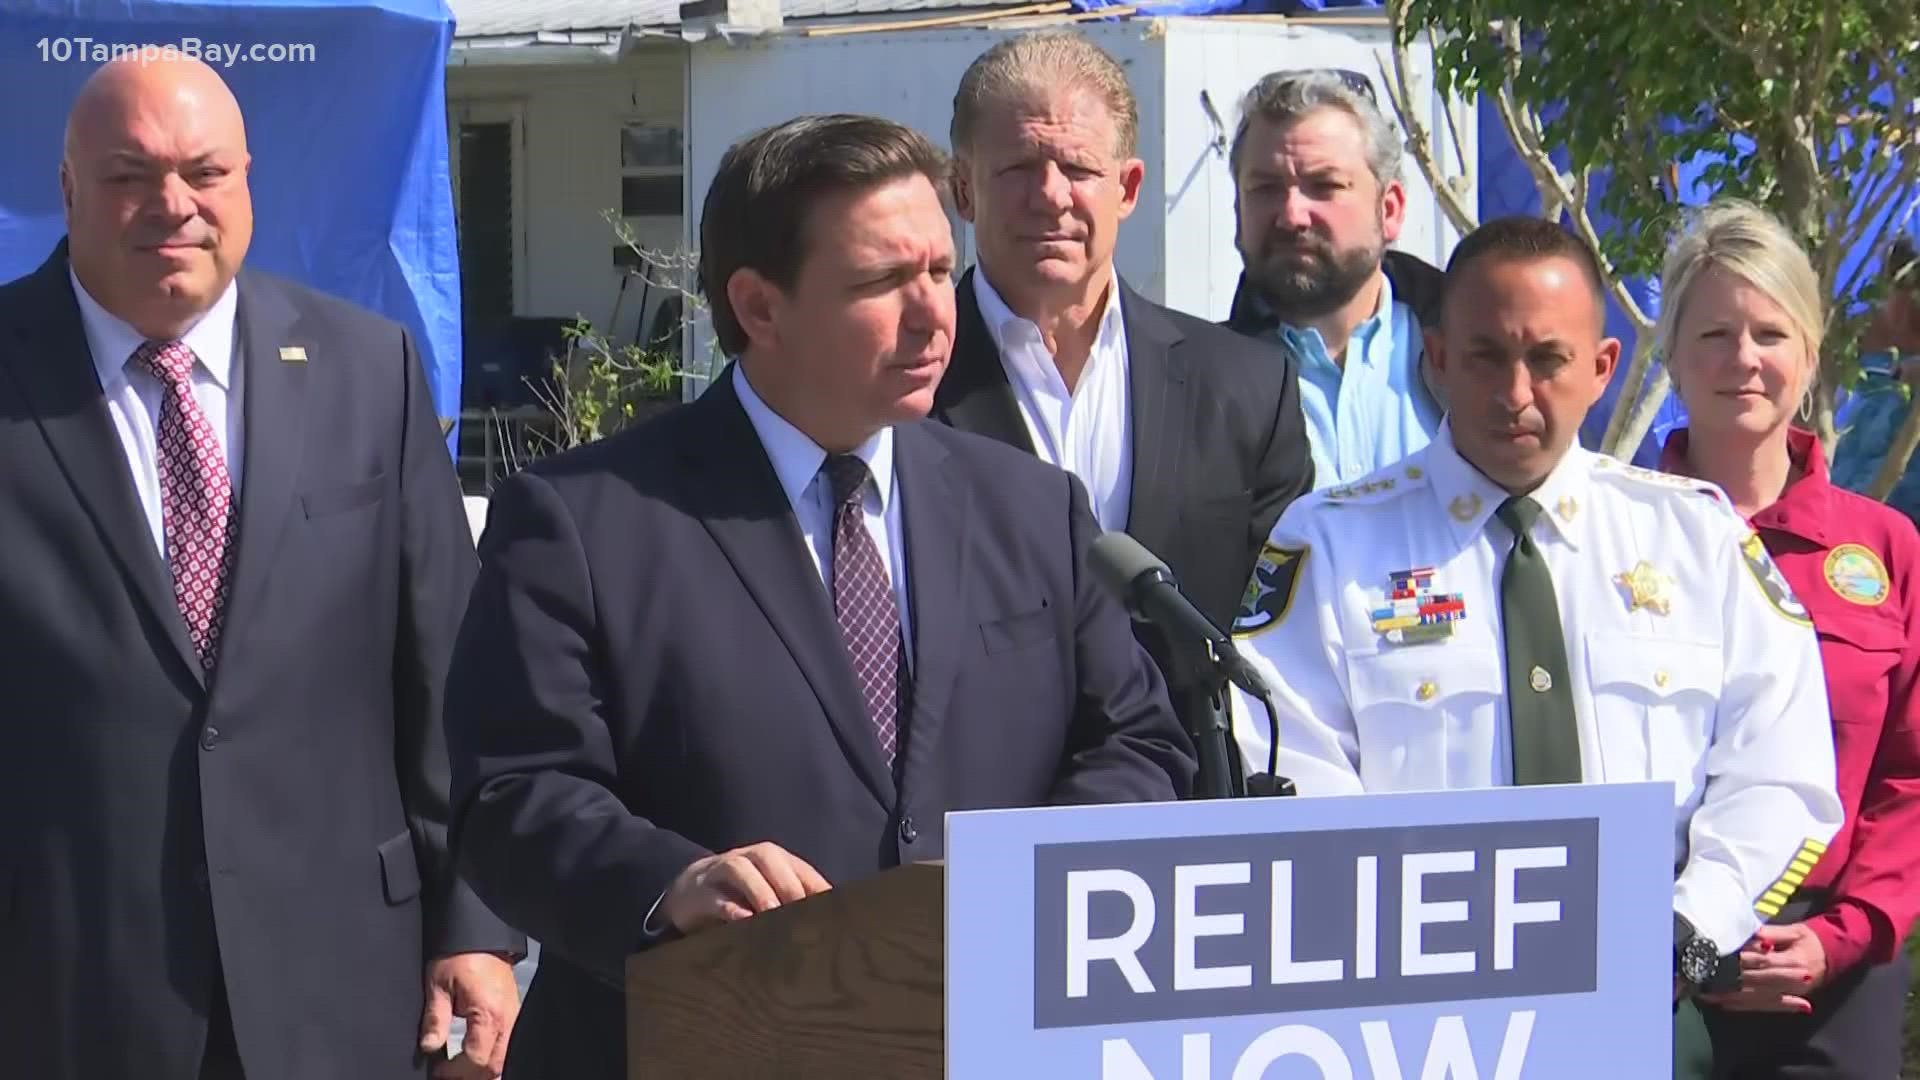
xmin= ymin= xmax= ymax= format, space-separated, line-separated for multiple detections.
xmin=443 ymin=112 xmax=1196 ymax=1078
xmin=0 ymin=54 xmax=523 ymax=1080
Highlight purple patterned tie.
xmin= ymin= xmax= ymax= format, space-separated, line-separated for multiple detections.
xmin=824 ymin=454 xmax=903 ymax=766
xmin=132 ymin=340 xmax=235 ymax=673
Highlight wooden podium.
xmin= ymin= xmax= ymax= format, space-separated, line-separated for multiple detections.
xmin=625 ymin=861 xmax=944 ymax=1079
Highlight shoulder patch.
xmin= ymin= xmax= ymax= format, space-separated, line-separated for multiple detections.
xmin=1824 ymin=543 xmax=1891 ymax=607
xmin=1594 ymin=458 xmax=1724 ymax=501
xmin=1740 ymin=533 xmax=1813 ymax=627
xmin=1233 ymin=542 xmax=1308 ymax=637
xmin=1320 ymin=466 xmax=1427 ymax=506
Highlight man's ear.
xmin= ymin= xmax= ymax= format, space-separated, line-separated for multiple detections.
xmin=951 ymin=161 xmax=976 ymax=223
xmin=726 ymin=267 xmax=783 ymax=353
xmin=1114 ymin=157 xmax=1146 ymax=221
xmin=1380 ymin=178 xmax=1408 ymax=245
xmin=1423 ymin=325 xmax=1449 ymax=377
xmin=1593 ymin=335 xmax=1622 ymax=391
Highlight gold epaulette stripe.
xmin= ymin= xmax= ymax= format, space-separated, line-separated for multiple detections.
xmin=1754 ymin=838 xmax=1829 ymax=918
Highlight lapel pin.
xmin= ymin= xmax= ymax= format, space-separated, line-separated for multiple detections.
xmin=279 ymin=346 xmax=308 ymax=363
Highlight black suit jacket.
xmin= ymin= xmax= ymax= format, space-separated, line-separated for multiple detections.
xmin=444 ymin=367 xmax=1194 ymax=1079
xmin=933 ymin=269 xmax=1313 ymax=751
xmin=0 ymin=243 xmax=523 ymax=1080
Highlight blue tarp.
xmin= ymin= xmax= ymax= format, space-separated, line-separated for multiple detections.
xmin=0 ymin=0 xmax=463 ymax=453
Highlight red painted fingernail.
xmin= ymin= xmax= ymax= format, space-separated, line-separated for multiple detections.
xmin=1761 ymin=942 xmax=1774 ymax=952
xmin=1802 ymin=975 xmax=1814 ymax=983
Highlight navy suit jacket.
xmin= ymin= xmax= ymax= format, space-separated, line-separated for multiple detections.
xmin=0 ymin=242 xmax=523 ymax=1080
xmin=445 ymin=366 xmax=1194 ymax=1078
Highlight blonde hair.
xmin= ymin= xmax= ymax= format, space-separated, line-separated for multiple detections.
xmin=1656 ymin=199 xmax=1825 ymax=389
xmin=951 ymin=30 xmax=1139 ymax=160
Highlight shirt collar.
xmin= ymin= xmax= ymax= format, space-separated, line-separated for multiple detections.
xmin=1426 ymin=418 xmax=1590 ymax=551
xmin=971 ymin=265 xmax=1126 ymax=379
xmin=72 ymin=266 xmax=239 ymax=391
xmin=732 ymin=363 xmax=894 ymax=513
xmin=1280 ymin=270 xmax=1394 ymax=370
xmin=1660 ymin=425 xmax=1832 ymax=544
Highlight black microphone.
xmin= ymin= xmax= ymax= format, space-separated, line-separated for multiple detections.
xmin=1088 ymin=532 xmax=1271 ymax=697
xmin=1088 ymin=532 xmax=1291 ymax=799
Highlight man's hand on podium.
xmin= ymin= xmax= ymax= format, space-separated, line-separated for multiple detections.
xmin=662 ymin=842 xmax=833 ymax=934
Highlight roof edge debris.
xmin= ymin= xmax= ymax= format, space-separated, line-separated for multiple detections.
xmin=447 ymin=0 xmax=1368 ymax=53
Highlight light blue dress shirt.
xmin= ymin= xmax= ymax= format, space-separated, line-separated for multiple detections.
xmin=1276 ymin=273 xmax=1443 ymax=489
xmin=732 ymin=363 xmax=914 ymax=660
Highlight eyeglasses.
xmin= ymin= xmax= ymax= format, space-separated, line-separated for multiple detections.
xmin=1275 ymin=67 xmax=1378 ymax=106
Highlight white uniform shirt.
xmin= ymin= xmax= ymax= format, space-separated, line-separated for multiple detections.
xmin=972 ymin=268 xmax=1133 ymax=532
xmin=1228 ymin=421 xmax=1843 ymax=955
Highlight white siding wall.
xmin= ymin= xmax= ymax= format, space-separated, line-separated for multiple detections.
xmin=447 ymin=50 xmax=688 ymax=349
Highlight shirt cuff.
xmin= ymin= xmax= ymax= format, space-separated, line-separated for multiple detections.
xmin=1673 ymin=875 xmax=1757 ymax=960
xmin=1804 ymin=900 xmax=1879 ymax=978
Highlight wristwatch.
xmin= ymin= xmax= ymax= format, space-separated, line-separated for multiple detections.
xmin=1673 ymin=914 xmax=1719 ymax=991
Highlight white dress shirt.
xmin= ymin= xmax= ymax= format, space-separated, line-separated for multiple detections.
xmin=733 ymin=363 xmax=913 ymax=661
xmin=972 ymin=268 xmax=1132 ymax=532
xmin=72 ymin=269 xmax=243 ymax=560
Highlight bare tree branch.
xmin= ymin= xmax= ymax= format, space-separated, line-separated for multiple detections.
xmin=1378 ymin=1 xmax=1478 ymax=237
xmin=1802 ymin=3 xmax=1842 ymax=127
xmin=1439 ymin=71 xmax=1472 ymax=179
xmin=1696 ymin=11 xmax=1779 ymax=81
xmin=1493 ymin=92 xmax=1571 ymax=225
xmin=1714 ymin=105 xmax=1753 ymax=135
xmin=1869 ymin=389 xmax=1920 ymax=501
xmin=1611 ymin=353 xmax=1671 ymax=465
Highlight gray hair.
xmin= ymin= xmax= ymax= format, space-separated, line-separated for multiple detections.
xmin=1229 ymin=70 xmax=1401 ymax=187
xmin=951 ymin=30 xmax=1140 ymax=160
xmin=1655 ymin=198 xmax=1825 ymax=384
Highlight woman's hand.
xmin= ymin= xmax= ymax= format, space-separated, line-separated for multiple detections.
xmin=1698 ymin=924 xmax=1829 ymax=1014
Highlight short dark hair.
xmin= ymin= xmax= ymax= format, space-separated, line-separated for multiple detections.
xmin=1440 ymin=215 xmax=1609 ymax=320
xmin=698 ymin=113 xmax=950 ymax=357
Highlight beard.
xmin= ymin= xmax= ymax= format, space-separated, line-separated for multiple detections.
xmin=1242 ymin=228 xmax=1385 ymax=321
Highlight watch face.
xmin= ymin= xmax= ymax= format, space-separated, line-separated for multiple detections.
xmin=1680 ymin=938 xmax=1717 ymax=984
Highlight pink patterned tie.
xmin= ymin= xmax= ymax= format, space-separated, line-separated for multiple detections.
xmin=133 ymin=340 xmax=234 ymax=673
xmin=824 ymin=454 xmax=905 ymax=767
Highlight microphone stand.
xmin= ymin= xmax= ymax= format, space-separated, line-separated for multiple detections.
xmin=1242 ymin=683 xmax=1296 ymax=799
xmin=1186 ymin=640 xmax=1295 ymax=800
xmin=1191 ymin=639 xmax=1244 ymax=799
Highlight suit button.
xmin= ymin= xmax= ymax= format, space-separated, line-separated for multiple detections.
xmin=200 ymin=725 xmax=220 ymax=750
xmin=899 ymin=816 xmax=918 ymax=844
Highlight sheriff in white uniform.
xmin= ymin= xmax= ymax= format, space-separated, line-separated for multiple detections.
xmin=1228 ymin=418 xmax=1844 ymax=959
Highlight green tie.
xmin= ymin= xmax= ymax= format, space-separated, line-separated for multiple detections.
xmin=1495 ymin=496 xmax=1582 ymax=785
